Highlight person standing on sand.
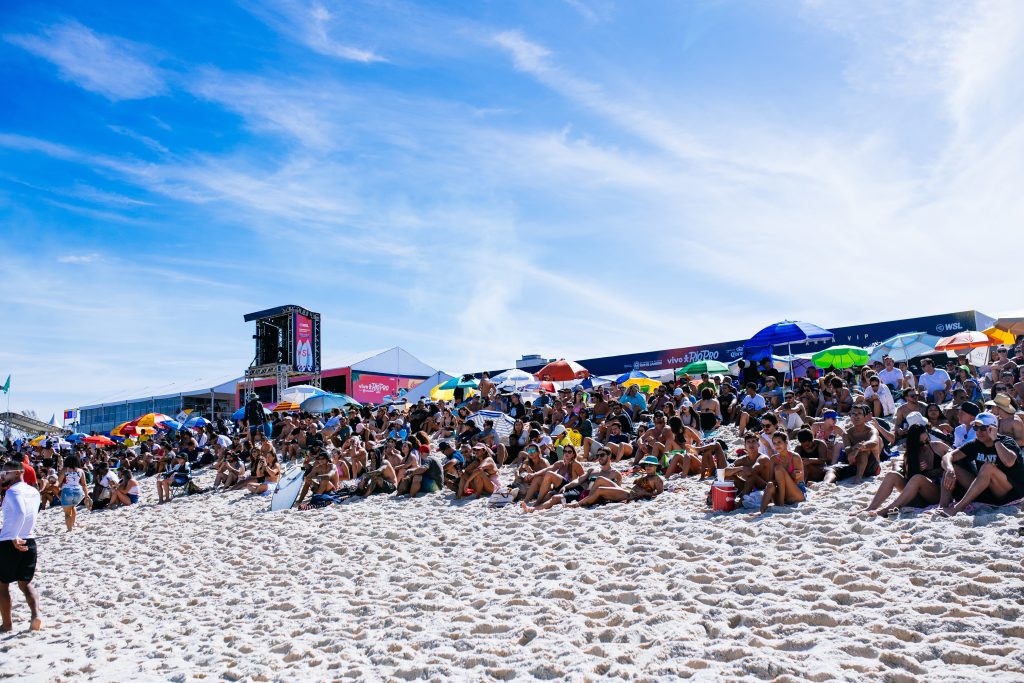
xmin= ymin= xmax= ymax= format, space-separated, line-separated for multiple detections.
xmin=0 ymin=458 xmax=42 ymax=632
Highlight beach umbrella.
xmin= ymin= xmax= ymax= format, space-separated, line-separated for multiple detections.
xmin=579 ymin=375 xmax=613 ymax=389
xmin=110 ymin=421 xmax=132 ymax=437
xmin=300 ymin=392 xmax=361 ymax=413
xmin=280 ymin=384 xmax=327 ymax=405
xmin=492 ymin=368 xmax=535 ymax=390
xmin=615 ymin=369 xmax=656 ymax=384
xmin=616 ymin=370 xmax=661 ymax=393
xmin=811 ymin=345 xmax=870 ymax=369
xmin=982 ymin=326 xmax=1015 ymax=346
xmin=215 ymin=434 xmax=233 ymax=448
xmin=678 ymin=360 xmax=731 ymax=376
xmin=466 ymin=410 xmax=517 ymax=438
xmin=136 ymin=413 xmax=174 ymax=428
xmin=747 ymin=320 xmax=833 ymax=385
xmin=272 ymin=401 xmax=302 ymax=413
xmin=536 ymin=359 xmax=590 ymax=381
xmin=993 ymin=317 xmax=1024 ymax=336
xmin=934 ymin=331 xmax=992 ymax=352
xmin=184 ymin=416 xmax=211 ymax=429
xmin=29 ymin=435 xmax=46 ymax=446
xmin=66 ymin=433 xmax=88 ymax=444
xmin=523 ymin=381 xmax=558 ymax=393
xmin=155 ymin=419 xmax=182 ymax=431
xmin=84 ymin=435 xmax=115 ymax=446
xmin=231 ymin=405 xmax=271 ymax=421
xmin=430 ymin=376 xmax=479 ymax=401
xmin=868 ymin=332 xmax=940 ymax=363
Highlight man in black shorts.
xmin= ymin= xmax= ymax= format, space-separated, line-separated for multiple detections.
xmin=940 ymin=412 xmax=1024 ymax=516
xmin=823 ymin=405 xmax=881 ymax=485
xmin=1 ymin=458 xmax=42 ymax=632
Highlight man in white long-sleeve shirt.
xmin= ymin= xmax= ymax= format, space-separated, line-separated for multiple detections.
xmin=1 ymin=458 xmax=42 ymax=632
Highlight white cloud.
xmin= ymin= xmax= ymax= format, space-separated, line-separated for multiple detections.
xmin=56 ymin=253 xmax=101 ymax=264
xmin=6 ymin=21 xmax=166 ymax=100
xmin=243 ymin=0 xmax=384 ymax=63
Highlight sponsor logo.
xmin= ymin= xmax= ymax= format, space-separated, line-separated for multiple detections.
xmin=935 ymin=322 xmax=963 ymax=333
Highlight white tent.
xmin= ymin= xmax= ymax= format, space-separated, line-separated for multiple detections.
xmin=403 ymin=371 xmax=455 ymax=403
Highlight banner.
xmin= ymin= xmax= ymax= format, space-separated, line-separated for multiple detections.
xmin=294 ymin=313 xmax=314 ymax=372
xmin=351 ymin=373 xmax=424 ymax=405
xmin=64 ymin=409 xmax=77 ymax=421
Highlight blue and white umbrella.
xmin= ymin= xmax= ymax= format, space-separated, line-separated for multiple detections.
xmin=868 ymin=332 xmax=940 ymax=363
xmin=492 ymin=368 xmax=536 ymax=390
xmin=466 ymin=410 xmax=517 ymax=438
xmin=300 ymin=392 xmax=362 ymax=413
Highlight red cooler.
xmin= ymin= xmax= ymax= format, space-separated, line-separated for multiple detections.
xmin=711 ymin=481 xmax=736 ymax=512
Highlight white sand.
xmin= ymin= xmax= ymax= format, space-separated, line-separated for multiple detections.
xmin=3 ymin=466 xmax=1024 ymax=682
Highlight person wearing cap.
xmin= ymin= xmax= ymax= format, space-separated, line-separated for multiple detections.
xmin=823 ymin=405 xmax=881 ymax=485
xmin=986 ymin=394 xmax=1024 ymax=447
xmin=0 ymin=458 xmax=42 ymax=632
xmin=811 ymin=410 xmax=846 ymax=463
xmin=940 ymin=412 xmax=1024 ymax=515
xmin=952 ymin=401 xmax=981 ymax=448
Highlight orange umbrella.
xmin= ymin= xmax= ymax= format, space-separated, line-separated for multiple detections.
xmin=273 ymin=401 xmax=302 ymax=412
xmin=84 ymin=435 xmax=115 ymax=446
xmin=535 ymin=359 xmax=590 ymax=381
xmin=934 ymin=331 xmax=992 ymax=352
xmin=982 ymin=327 xmax=1015 ymax=346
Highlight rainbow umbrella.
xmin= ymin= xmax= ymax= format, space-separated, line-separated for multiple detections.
xmin=812 ymin=345 xmax=869 ymax=369
xmin=137 ymin=413 xmax=174 ymax=428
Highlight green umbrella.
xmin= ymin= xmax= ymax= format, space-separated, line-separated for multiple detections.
xmin=677 ymin=360 xmax=731 ymax=376
xmin=811 ymin=345 xmax=869 ymax=369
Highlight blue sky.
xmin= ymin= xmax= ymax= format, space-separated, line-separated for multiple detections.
xmin=2 ymin=0 xmax=1023 ymax=420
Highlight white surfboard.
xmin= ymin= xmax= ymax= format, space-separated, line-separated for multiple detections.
xmin=270 ymin=466 xmax=305 ymax=511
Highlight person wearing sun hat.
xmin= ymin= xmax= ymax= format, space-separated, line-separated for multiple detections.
xmin=939 ymin=411 xmax=1024 ymax=516
xmin=985 ymin=394 xmax=1024 ymax=447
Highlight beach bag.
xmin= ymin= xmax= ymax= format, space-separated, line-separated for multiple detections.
xmin=488 ymin=487 xmax=516 ymax=508
xmin=741 ymin=491 xmax=762 ymax=509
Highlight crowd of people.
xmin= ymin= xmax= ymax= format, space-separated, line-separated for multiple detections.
xmin=2 ymin=344 xmax=1024 ymax=525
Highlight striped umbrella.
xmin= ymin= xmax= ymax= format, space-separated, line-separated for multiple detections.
xmin=466 ymin=411 xmax=517 ymax=439
xmin=934 ymin=331 xmax=992 ymax=352
xmin=272 ymin=401 xmax=302 ymax=413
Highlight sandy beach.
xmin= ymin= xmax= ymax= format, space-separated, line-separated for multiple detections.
xmin=3 ymin=462 xmax=1024 ymax=683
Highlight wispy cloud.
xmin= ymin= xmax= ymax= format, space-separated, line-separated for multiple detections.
xmin=6 ymin=20 xmax=166 ymax=100
xmin=243 ymin=0 xmax=385 ymax=63
xmin=56 ymin=253 xmax=101 ymax=264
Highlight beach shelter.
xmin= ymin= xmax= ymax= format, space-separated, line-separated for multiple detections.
xmin=536 ymin=359 xmax=590 ymax=381
xmin=982 ymin=326 xmax=1015 ymax=346
xmin=747 ymin=320 xmax=834 ymax=385
xmin=934 ymin=331 xmax=992 ymax=352
xmin=811 ymin=345 xmax=869 ymax=369
xmin=868 ymin=332 xmax=940 ymax=363
xmin=404 ymin=371 xmax=454 ymax=403
xmin=466 ymin=410 xmax=517 ymax=438
xmin=300 ymin=392 xmax=361 ymax=413
xmin=678 ymin=360 xmax=730 ymax=376
xmin=993 ymin=317 xmax=1024 ymax=336
xmin=492 ymin=368 xmax=535 ymax=390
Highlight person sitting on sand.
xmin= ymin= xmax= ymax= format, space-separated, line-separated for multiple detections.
xmin=939 ymin=412 xmax=1024 ymax=516
xmin=583 ymin=420 xmax=632 ymax=462
xmin=457 ymin=445 xmax=501 ymax=499
xmin=569 ymin=455 xmax=664 ymax=507
xmin=295 ymin=451 xmax=339 ymax=506
xmin=736 ymin=383 xmax=767 ymax=434
xmin=756 ymin=432 xmax=805 ymax=515
xmin=521 ymin=448 xmax=622 ymax=513
xmin=811 ymin=410 xmax=846 ymax=464
xmin=109 ymin=467 xmax=140 ymax=507
xmin=773 ymin=390 xmax=807 ymax=433
xmin=520 ymin=445 xmax=584 ymax=504
xmin=863 ymin=375 xmax=896 ymax=418
xmin=212 ymin=451 xmax=245 ymax=491
xmin=987 ymin=394 xmax=1024 ymax=447
xmin=861 ymin=423 xmax=946 ymax=516
xmin=917 ymin=358 xmax=951 ymax=404
xmin=246 ymin=451 xmax=281 ymax=496
xmin=696 ymin=388 xmax=722 ymax=432
xmin=793 ymin=428 xmax=830 ymax=483
xmin=823 ymin=405 xmax=881 ymax=485
xmin=951 ymin=401 xmax=980 ymax=448
xmin=396 ymin=447 xmax=445 ymax=497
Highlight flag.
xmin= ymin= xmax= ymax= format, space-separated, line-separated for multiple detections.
xmin=1 ymin=375 xmax=8 ymax=394
xmin=64 ymin=409 xmax=77 ymax=421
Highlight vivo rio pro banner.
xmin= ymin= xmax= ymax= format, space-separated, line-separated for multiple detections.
xmin=351 ymin=373 xmax=425 ymax=405
xmin=294 ymin=313 xmax=315 ymax=372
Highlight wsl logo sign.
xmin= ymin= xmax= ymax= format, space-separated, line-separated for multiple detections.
xmin=935 ymin=321 xmax=964 ymax=334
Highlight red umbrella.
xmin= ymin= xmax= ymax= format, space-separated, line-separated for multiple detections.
xmin=84 ymin=435 xmax=115 ymax=446
xmin=934 ymin=331 xmax=992 ymax=352
xmin=536 ymin=359 xmax=590 ymax=381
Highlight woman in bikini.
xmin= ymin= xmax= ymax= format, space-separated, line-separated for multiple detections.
xmin=757 ymin=432 xmax=805 ymax=514
xmin=521 ymin=445 xmax=584 ymax=504
xmin=521 ymin=448 xmax=622 ymax=512
xmin=696 ymin=388 xmax=722 ymax=433
xmin=457 ymin=445 xmax=502 ymax=499
xmin=570 ymin=455 xmax=664 ymax=507
xmin=246 ymin=451 xmax=281 ymax=496
xmin=861 ymin=423 xmax=946 ymax=516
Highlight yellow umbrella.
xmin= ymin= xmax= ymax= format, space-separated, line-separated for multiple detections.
xmin=621 ymin=377 xmax=662 ymax=393
xmin=429 ymin=385 xmax=477 ymax=401
xmin=273 ymin=401 xmax=302 ymax=412
xmin=983 ymin=326 xmax=1015 ymax=346
xmin=30 ymin=434 xmax=46 ymax=446
xmin=137 ymin=413 xmax=174 ymax=427
xmin=111 ymin=421 xmax=132 ymax=437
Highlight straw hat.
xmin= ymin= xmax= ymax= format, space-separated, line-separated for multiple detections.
xmin=985 ymin=394 xmax=1018 ymax=414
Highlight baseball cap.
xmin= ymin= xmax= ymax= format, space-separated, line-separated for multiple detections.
xmin=972 ymin=412 xmax=998 ymax=428
xmin=958 ymin=402 xmax=980 ymax=417
xmin=551 ymin=424 xmax=566 ymax=437
xmin=823 ymin=410 xmax=838 ymax=421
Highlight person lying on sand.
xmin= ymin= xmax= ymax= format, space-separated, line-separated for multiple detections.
xmin=860 ymin=423 xmax=946 ymax=516
xmin=520 ymin=445 xmax=585 ymax=504
xmin=939 ymin=412 xmax=1024 ymax=516
xmin=521 ymin=448 xmax=622 ymax=513
xmin=568 ymin=455 xmax=664 ymax=508
xmin=823 ymin=406 xmax=881 ymax=485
